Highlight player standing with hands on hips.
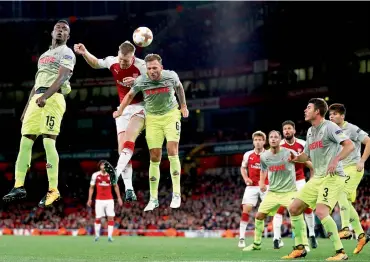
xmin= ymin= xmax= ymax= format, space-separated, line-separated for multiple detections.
xmin=114 ymin=54 xmax=189 ymax=211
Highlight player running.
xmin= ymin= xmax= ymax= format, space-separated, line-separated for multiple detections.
xmin=288 ymin=98 xmax=354 ymax=260
xmin=113 ymin=54 xmax=189 ymax=211
xmin=243 ymin=131 xmax=309 ymax=256
xmin=238 ymin=131 xmax=268 ymax=248
xmin=88 ymin=160 xmax=123 ymax=242
xmin=329 ymin=103 xmax=370 ymax=253
xmin=3 ymin=20 xmax=76 ymax=207
xmin=272 ymin=120 xmax=317 ymax=249
xmin=74 ymin=41 xmax=146 ymax=202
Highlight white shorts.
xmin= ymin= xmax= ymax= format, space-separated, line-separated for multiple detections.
xmin=116 ymin=103 xmax=145 ymax=135
xmin=95 ymin=199 xmax=115 ymax=218
xmin=242 ymin=186 xmax=268 ymax=207
xmin=296 ymin=179 xmax=306 ymax=191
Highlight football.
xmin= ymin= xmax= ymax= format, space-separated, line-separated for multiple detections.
xmin=132 ymin=27 xmax=153 ymax=47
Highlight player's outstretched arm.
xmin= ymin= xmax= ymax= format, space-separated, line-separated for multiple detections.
xmin=114 ymin=89 xmax=135 ymax=118
xmin=36 ymin=66 xmax=72 ymax=107
xmin=87 ymin=185 xmax=94 ymax=207
xmin=292 ymin=152 xmax=310 ymax=163
xmin=74 ymin=43 xmax=101 ymax=69
xmin=175 ymin=82 xmax=189 ymax=118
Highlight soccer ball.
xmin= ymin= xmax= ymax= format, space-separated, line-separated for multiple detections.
xmin=133 ymin=27 xmax=153 ymax=47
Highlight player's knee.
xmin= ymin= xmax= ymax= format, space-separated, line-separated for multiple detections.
xmin=167 ymin=142 xmax=179 ymax=156
xmin=242 ymin=204 xmax=252 ymax=213
xmin=107 ymin=217 xmax=114 ymax=221
xmin=150 ymin=149 xmax=162 ymax=162
xmin=95 ymin=219 xmax=101 ymax=224
xmin=288 ymin=203 xmax=302 ymax=216
xmin=277 ymin=206 xmax=285 ymax=215
xmin=255 ymin=212 xmax=266 ymax=220
xmin=315 ymin=204 xmax=330 ymax=220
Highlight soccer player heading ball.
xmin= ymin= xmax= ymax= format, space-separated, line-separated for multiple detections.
xmin=3 ymin=20 xmax=76 ymax=207
xmin=74 ymin=40 xmax=147 ymax=202
xmin=114 ymin=54 xmax=189 ymax=211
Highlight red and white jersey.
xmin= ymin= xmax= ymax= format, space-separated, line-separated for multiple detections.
xmin=90 ymin=171 xmax=113 ymax=200
xmin=97 ymin=56 xmax=146 ymax=104
xmin=241 ymin=149 xmax=268 ymax=186
xmin=280 ymin=138 xmax=306 ymax=181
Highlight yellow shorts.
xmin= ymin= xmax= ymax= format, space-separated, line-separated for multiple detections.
xmin=343 ymin=165 xmax=364 ymax=202
xmin=296 ymin=175 xmax=345 ymax=210
xmin=145 ymin=108 xmax=181 ymax=149
xmin=22 ymin=93 xmax=66 ymax=136
xmin=258 ymin=191 xmax=296 ymax=216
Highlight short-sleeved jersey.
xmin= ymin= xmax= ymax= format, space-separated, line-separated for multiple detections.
xmin=280 ymin=138 xmax=306 ymax=181
xmin=131 ymin=70 xmax=180 ymax=115
xmin=304 ymin=120 xmax=349 ymax=177
xmin=241 ymin=149 xmax=268 ymax=186
xmin=260 ymin=148 xmax=297 ymax=193
xmin=35 ymin=45 xmax=76 ymax=95
xmin=341 ymin=121 xmax=368 ymax=167
xmin=90 ymin=172 xmax=114 ymax=200
xmin=97 ymin=56 xmax=146 ymax=104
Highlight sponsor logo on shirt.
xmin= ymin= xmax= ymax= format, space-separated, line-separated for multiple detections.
xmin=251 ymin=163 xmax=261 ymax=169
xmin=269 ymin=164 xmax=286 ymax=172
xmin=309 ymin=140 xmax=323 ymax=150
xmin=39 ymin=56 xmax=56 ymax=64
xmin=145 ymin=87 xmax=170 ymax=95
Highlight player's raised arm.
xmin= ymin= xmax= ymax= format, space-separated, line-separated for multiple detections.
xmin=36 ymin=49 xmax=76 ymax=107
xmin=74 ymin=43 xmax=102 ymax=69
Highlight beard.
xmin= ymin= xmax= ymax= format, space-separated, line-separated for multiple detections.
xmin=284 ymin=134 xmax=294 ymax=140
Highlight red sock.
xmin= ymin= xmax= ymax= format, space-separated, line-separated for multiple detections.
xmin=123 ymin=141 xmax=135 ymax=152
xmin=95 ymin=219 xmax=101 ymax=224
xmin=304 ymin=207 xmax=313 ymax=214
xmin=241 ymin=213 xmax=249 ymax=222
xmin=277 ymin=206 xmax=285 ymax=215
xmin=108 ymin=220 xmax=114 ymax=226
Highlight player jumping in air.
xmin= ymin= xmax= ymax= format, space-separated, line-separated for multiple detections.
xmin=88 ymin=160 xmax=123 ymax=242
xmin=74 ymin=41 xmax=146 ymax=202
xmin=114 ymin=54 xmax=189 ymax=211
xmin=288 ymin=98 xmax=354 ymax=260
xmin=272 ymin=120 xmax=317 ymax=249
xmin=3 ymin=20 xmax=76 ymax=207
xmin=243 ymin=131 xmax=309 ymax=256
xmin=238 ymin=131 xmax=268 ymax=248
xmin=329 ymin=103 xmax=370 ymax=254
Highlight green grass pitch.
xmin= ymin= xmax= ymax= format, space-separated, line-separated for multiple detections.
xmin=0 ymin=236 xmax=369 ymax=261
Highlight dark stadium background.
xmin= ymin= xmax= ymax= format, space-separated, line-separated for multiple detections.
xmin=0 ymin=1 xmax=369 ymax=237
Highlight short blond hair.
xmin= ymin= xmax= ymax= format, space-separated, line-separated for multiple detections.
xmin=119 ymin=41 xmax=136 ymax=55
xmin=252 ymin=130 xmax=266 ymax=141
xmin=144 ymin=53 xmax=162 ymax=64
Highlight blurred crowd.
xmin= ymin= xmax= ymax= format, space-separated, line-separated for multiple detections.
xmin=1 ymin=166 xmax=370 ymax=236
